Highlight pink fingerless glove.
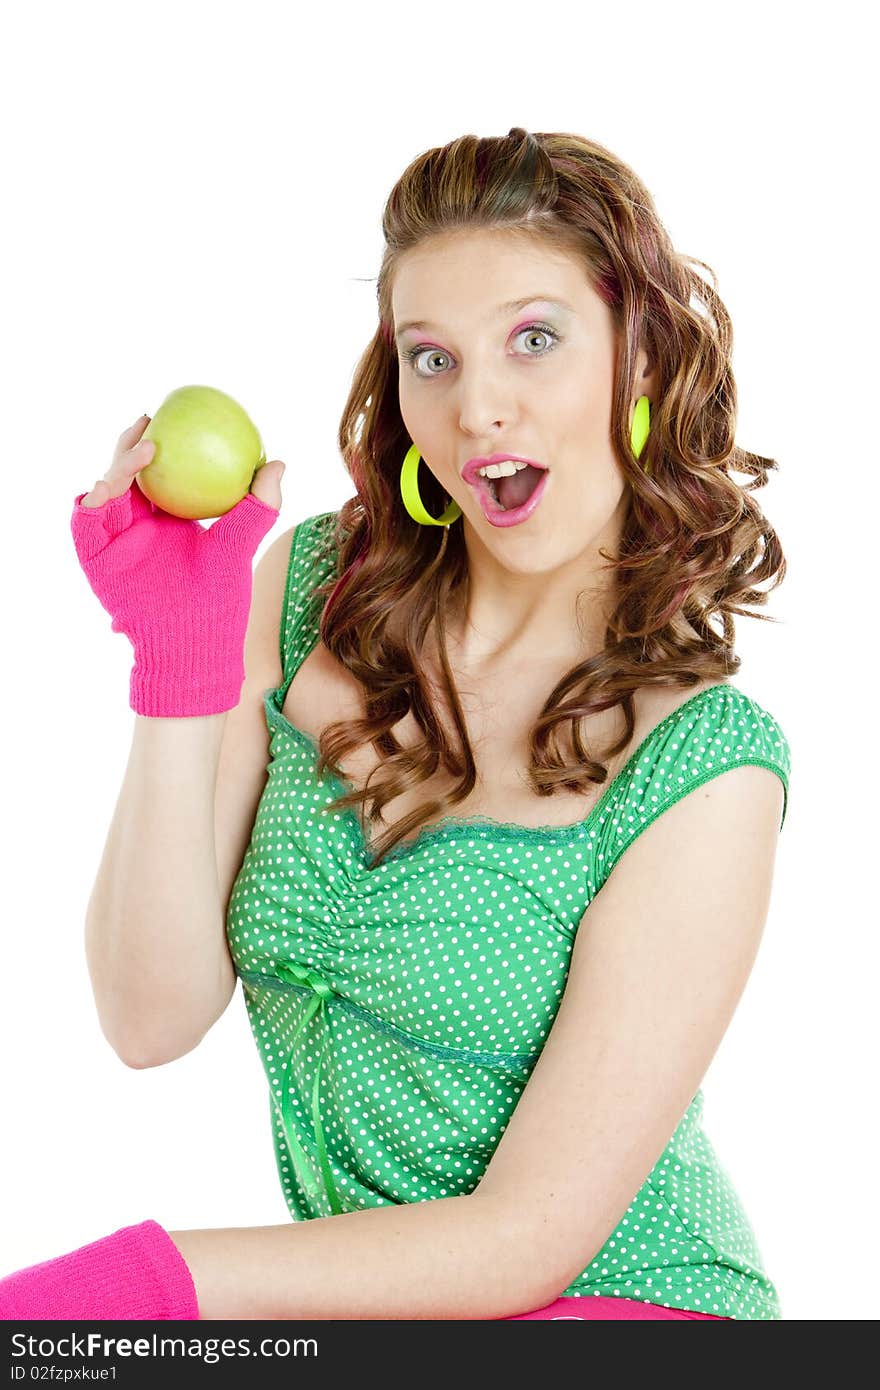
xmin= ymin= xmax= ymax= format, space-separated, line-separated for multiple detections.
xmin=0 ymin=1219 xmax=199 ymax=1321
xmin=71 ymin=482 xmax=281 ymax=717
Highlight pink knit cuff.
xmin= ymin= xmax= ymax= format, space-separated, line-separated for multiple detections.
xmin=131 ymin=1220 xmax=201 ymax=1321
xmin=0 ymin=1219 xmax=200 ymax=1321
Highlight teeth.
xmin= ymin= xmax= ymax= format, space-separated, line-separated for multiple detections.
xmin=477 ymin=460 xmax=529 ymax=478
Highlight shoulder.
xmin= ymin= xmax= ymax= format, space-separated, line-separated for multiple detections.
xmin=250 ymin=511 xmax=330 ymax=639
xmin=260 ymin=510 xmax=342 ymax=664
xmin=635 ymin=679 xmax=791 ymax=777
xmin=586 ymin=683 xmax=789 ymax=932
xmin=595 ymin=679 xmax=791 ymax=878
xmin=255 ymin=509 xmax=338 ymax=599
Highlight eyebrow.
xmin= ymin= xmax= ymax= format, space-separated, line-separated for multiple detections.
xmin=394 ymin=295 xmax=575 ymax=342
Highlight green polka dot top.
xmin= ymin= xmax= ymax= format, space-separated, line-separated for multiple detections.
xmin=226 ymin=510 xmax=792 ymax=1320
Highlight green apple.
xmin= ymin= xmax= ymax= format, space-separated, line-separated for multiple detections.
xmin=137 ymin=385 xmax=267 ymax=520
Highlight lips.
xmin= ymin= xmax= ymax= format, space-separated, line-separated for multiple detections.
xmin=460 ymin=453 xmax=549 ymax=486
xmin=473 ymin=466 xmax=550 ymax=528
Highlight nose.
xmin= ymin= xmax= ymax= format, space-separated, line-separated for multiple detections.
xmin=459 ymin=403 xmax=509 ymax=441
xmin=453 ymin=358 xmax=517 ymax=440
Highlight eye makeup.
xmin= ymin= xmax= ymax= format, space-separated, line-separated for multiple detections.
xmin=394 ymin=294 xmax=575 ymax=344
xmin=400 ymin=321 xmax=563 ymax=375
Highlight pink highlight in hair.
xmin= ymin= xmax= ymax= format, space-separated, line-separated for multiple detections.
xmin=593 ymin=270 xmax=621 ymax=306
xmin=324 ymin=556 xmax=365 ymax=623
xmin=323 ymin=527 xmax=371 ymax=628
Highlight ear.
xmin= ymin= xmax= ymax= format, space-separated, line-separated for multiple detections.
xmin=635 ymin=342 xmax=659 ymax=399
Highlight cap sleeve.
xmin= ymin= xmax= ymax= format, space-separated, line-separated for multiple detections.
xmin=596 ymin=684 xmax=791 ymax=884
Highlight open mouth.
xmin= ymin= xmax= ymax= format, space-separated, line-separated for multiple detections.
xmin=469 ymin=463 xmax=550 ymax=528
xmin=477 ymin=463 xmax=547 ymax=512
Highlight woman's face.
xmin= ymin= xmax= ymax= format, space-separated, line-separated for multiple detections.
xmin=392 ymin=228 xmax=655 ymax=595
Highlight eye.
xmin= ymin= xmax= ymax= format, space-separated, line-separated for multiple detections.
xmin=401 ymin=322 xmax=562 ymax=378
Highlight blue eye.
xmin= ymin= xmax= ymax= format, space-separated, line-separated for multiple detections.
xmin=401 ymin=322 xmax=561 ymax=377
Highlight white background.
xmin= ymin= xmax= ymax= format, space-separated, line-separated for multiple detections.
xmin=1 ymin=0 xmax=876 ymax=1322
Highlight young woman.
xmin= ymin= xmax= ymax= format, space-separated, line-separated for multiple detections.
xmin=2 ymin=128 xmax=790 ymax=1321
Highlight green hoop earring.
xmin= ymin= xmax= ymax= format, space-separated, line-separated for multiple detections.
xmin=400 ymin=444 xmax=463 ymax=526
xmin=631 ymin=394 xmax=651 ymax=471
xmin=399 ymin=396 xmax=651 ymax=526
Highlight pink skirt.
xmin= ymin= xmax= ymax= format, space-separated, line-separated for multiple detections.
xmin=506 ymin=1295 xmax=729 ymax=1320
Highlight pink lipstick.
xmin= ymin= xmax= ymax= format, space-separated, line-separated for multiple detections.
xmin=461 ymin=454 xmax=551 ymax=529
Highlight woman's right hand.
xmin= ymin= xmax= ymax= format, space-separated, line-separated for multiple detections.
xmin=71 ymin=413 xmax=286 ymax=717
xmin=79 ymin=413 xmax=285 ymax=511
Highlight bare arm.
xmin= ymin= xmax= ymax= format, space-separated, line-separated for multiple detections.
xmin=168 ymin=1192 xmax=531 ymax=1320
xmin=84 ymin=713 xmax=230 ymax=1067
xmin=84 ymin=523 xmax=297 ymax=1068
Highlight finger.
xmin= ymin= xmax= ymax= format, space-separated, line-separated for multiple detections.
xmin=100 ymin=438 xmax=156 ymax=500
xmin=117 ymin=414 xmax=151 ymax=445
xmin=71 ymin=482 xmax=137 ymax=558
xmin=78 ymin=479 xmax=110 ymax=510
xmin=209 ymin=467 xmax=283 ymax=552
xmin=79 ymin=433 xmax=155 ymax=510
xmin=111 ymin=414 xmax=152 ymax=471
xmin=123 ymin=437 xmax=156 ymax=472
xmin=248 ymin=458 xmax=285 ymax=511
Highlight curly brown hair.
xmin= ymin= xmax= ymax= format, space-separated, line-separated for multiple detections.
xmin=304 ymin=126 xmax=785 ymax=869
